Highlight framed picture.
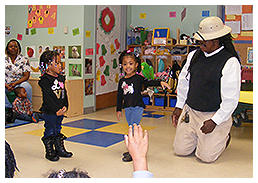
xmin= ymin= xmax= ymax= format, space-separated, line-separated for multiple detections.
xmin=68 ymin=45 xmax=81 ymax=59
xmin=85 ymin=57 xmax=93 ymax=75
xmin=69 ymin=63 xmax=82 ymax=77
xmin=152 ymin=28 xmax=170 ymax=46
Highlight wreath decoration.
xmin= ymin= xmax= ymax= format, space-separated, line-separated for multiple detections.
xmin=99 ymin=7 xmax=116 ymax=35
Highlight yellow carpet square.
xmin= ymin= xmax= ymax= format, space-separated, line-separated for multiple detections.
xmin=96 ymin=123 xmax=157 ymax=134
xmin=151 ymin=111 xmax=172 ymax=115
xmin=24 ymin=126 xmax=90 ymax=137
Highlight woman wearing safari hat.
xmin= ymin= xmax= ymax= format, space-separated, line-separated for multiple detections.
xmin=171 ymin=17 xmax=241 ymax=163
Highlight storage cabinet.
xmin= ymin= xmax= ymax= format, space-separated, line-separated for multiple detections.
xmin=127 ymin=44 xmax=199 ymax=111
xmin=28 ymin=77 xmax=83 ymax=117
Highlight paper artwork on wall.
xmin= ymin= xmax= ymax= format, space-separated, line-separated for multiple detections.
xmin=25 ymin=46 xmax=36 ymax=58
xmin=5 ymin=26 xmax=11 ymax=37
xmin=30 ymin=61 xmax=40 ymax=74
xmin=85 ymin=57 xmax=92 ymax=74
xmin=68 ymin=45 xmax=81 ymax=59
xmin=69 ymin=64 xmax=82 ymax=77
xmin=98 ymin=7 xmax=116 ymax=35
xmin=53 ymin=46 xmax=65 ymax=60
xmin=27 ymin=5 xmax=57 ymax=28
xmin=85 ymin=78 xmax=94 ymax=96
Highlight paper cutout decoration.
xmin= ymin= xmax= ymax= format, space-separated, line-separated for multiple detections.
xmin=104 ymin=65 xmax=110 ymax=76
xmin=115 ymin=73 xmax=119 ymax=83
xmin=17 ymin=34 xmax=23 ymax=41
xmin=96 ymin=43 xmax=100 ymax=55
xmin=181 ymin=7 xmax=186 ymax=22
xmin=85 ymin=48 xmax=93 ymax=55
xmin=27 ymin=5 xmax=57 ymax=28
xmin=112 ymin=58 xmax=117 ymax=69
xmin=101 ymin=44 xmax=107 ymax=55
xmin=72 ymin=27 xmax=80 ymax=36
xmin=114 ymin=38 xmax=120 ymax=49
xmin=101 ymin=75 xmax=106 ymax=86
xmin=26 ymin=46 xmax=36 ymax=58
xmin=30 ymin=28 xmax=37 ymax=35
xmin=48 ymin=27 xmax=54 ymax=34
xmin=110 ymin=44 xmax=116 ymax=55
xmin=98 ymin=7 xmax=116 ymax=35
xmin=96 ymin=69 xmax=101 ymax=81
xmin=99 ymin=56 xmax=106 ymax=67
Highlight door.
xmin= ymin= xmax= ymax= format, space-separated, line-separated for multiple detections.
xmin=95 ymin=5 xmax=126 ymax=109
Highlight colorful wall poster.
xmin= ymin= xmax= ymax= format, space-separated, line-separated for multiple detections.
xmin=27 ymin=5 xmax=57 ymax=28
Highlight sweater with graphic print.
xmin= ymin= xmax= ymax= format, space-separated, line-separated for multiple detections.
xmin=116 ymin=74 xmax=161 ymax=112
xmin=38 ymin=73 xmax=68 ymax=115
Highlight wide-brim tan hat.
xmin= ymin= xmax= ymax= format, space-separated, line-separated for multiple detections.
xmin=194 ymin=16 xmax=232 ymax=41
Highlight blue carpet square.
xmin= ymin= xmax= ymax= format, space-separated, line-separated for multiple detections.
xmin=142 ymin=111 xmax=164 ymax=118
xmin=66 ymin=131 xmax=124 ymax=148
xmin=142 ymin=114 xmax=164 ymax=118
xmin=63 ymin=119 xmax=116 ymax=130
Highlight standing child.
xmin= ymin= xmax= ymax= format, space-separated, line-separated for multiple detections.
xmin=38 ymin=50 xmax=73 ymax=162
xmin=12 ymin=86 xmax=39 ymax=123
xmin=116 ymin=50 xmax=171 ymax=162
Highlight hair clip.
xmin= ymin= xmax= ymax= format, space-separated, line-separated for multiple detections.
xmin=127 ymin=50 xmax=131 ymax=53
xmin=134 ymin=53 xmax=140 ymax=57
xmin=57 ymin=169 xmax=66 ymax=178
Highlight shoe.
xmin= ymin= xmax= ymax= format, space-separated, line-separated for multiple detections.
xmin=123 ymin=151 xmax=130 ymax=156
xmin=10 ymin=112 xmax=18 ymax=123
xmin=226 ymin=133 xmax=231 ymax=148
xmin=54 ymin=133 xmax=73 ymax=158
xmin=5 ymin=108 xmax=13 ymax=124
xmin=32 ymin=113 xmax=39 ymax=123
xmin=41 ymin=135 xmax=59 ymax=161
xmin=122 ymin=153 xmax=132 ymax=162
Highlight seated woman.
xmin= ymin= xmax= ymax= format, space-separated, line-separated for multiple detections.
xmin=5 ymin=39 xmax=32 ymax=122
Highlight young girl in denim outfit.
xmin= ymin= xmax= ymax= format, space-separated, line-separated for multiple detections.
xmin=38 ymin=50 xmax=73 ymax=161
xmin=116 ymin=50 xmax=171 ymax=162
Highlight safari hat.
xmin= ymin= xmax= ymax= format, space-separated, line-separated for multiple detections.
xmin=194 ymin=16 xmax=232 ymax=41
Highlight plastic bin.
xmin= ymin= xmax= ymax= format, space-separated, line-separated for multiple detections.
xmin=154 ymin=96 xmax=167 ymax=106
xmin=170 ymin=99 xmax=177 ymax=107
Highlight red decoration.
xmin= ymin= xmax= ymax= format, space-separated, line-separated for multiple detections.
xmin=98 ymin=7 xmax=116 ymax=34
xmin=99 ymin=56 xmax=106 ymax=67
xmin=101 ymin=75 xmax=106 ymax=86
xmin=114 ymin=38 xmax=120 ymax=49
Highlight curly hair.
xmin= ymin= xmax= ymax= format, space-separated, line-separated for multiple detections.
xmin=5 ymin=141 xmax=19 ymax=178
xmin=47 ymin=168 xmax=90 ymax=178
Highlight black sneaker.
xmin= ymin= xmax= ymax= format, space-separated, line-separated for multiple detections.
xmin=122 ymin=153 xmax=132 ymax=162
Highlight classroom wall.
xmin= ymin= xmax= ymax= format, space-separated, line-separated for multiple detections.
xmin=5 ymin=5 xmax=96 ymax=111
xmin=127 ymin=5 xmax=219 ymax=39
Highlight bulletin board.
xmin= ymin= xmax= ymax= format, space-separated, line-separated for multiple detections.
xmin=223 ymin=5 xmax=253 ymax=66
xmin=223 ymin=5 xmax=253 ymax=44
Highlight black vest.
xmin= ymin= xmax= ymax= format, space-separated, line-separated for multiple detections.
xmin=186 ymin=48 xmax=234 ymax=112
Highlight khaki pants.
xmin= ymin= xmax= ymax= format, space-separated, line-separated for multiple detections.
xmin=173 ymin=104 xmax=232 ymax=163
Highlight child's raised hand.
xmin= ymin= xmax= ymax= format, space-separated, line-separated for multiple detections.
xmin=160 ymin=81 xmax=171 ymax=90
xmin=116 ymin=111 xmax=122 ymax=121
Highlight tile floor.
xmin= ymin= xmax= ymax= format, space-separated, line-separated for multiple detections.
xmin=5 ymin=107 xmax=253 ymax=178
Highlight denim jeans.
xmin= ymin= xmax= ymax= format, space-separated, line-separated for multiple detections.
xmin=43 ymin=114 xmax=63 ymax=138
xmin=5 ymin=81 xmax=32 ymax=108
xmin=124 ymin=106 xmax=144 ymax=129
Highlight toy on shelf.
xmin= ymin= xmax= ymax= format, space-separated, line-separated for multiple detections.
xmin=140 ymin=62 xmax=154 ymax=80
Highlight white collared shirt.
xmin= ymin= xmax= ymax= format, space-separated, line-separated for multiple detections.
xmin=176 ymin=46 xmax=241 ymax=125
